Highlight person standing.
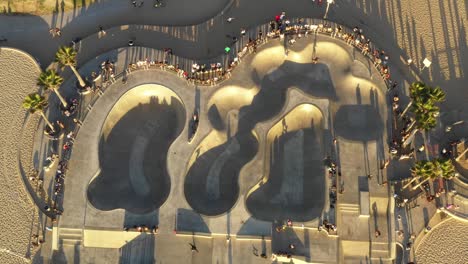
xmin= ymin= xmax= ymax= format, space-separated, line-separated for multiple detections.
xmin=189 ymin=243 xmax=198 ymax=253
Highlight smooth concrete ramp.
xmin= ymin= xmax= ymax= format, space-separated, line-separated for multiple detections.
xmin=246 ymin=104 xmax=325 ymax=222
xmin=87 ymin=84 xmax=185 ymax=214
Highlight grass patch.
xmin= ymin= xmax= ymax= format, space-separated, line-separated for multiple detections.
xmin=0 ymin=0 xmax=97 ymax=15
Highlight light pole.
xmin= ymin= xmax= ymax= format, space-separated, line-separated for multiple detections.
xmin=324 ymin=0 xmax=334 ymax=20
xmin=420 ymin=58 xmax=432 ymax=71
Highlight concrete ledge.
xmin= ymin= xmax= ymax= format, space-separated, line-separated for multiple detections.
xmin=83 ymin=229 xmax=142 ymax=248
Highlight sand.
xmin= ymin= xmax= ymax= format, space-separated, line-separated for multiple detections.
xmin=0 ymin=0 xmax=96 ymax=15
xmin=415 ymin=217 xmax=468 ymax=264
xmin=0 ymin=48 xmax=41 ymax=263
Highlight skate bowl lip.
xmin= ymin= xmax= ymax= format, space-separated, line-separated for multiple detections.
xmin=86 ymin=83 xmax=186 ymax=214
xmin=182 ymin=129 xmax=260 ymax=218
xmin=245 ymin=103 xmax=326 ymax=222
xmin=245 ymin=103 xmax=325 ymax=199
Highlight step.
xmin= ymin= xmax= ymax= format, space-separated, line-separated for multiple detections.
xmin=369 ymin=257 xmax=393 ymax=264
xmin=58 ymin=228 xmax=83 ymax=242
xmin=371 ymin=242 xmax=389 ymax=251
xmin=340 ymin=208 xmax=360 ymax=214
xmin=60 ymin=238 xmax=82 ymax=246
xmin=371 ymin=249 xmax=390 ymax=259
xmin=59 ymin=233 xmax=82 ymax=240
xmin=339 ymin=204 xmax=360 ymax=213
xmin=339 ymin=203 xmax=359 ymax=209
xmin=59 ymin=228 xmax=83 ymax=235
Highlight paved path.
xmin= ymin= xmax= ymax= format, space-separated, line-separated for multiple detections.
xmin=47 ymin=29 xmax=391 ymax=263
xmin=1 ymin=0 xmax=466 ymax=263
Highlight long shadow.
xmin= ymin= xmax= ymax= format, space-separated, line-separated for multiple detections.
xmin=272 ymin=228 xmax=307 ymax=258
xmin=237 ymin=217 xmax=271 ymax=237
xmin=184 ymin=61 xmax=335 ymax=216
xmin=176 ymin=208 xmax=210 ymax=233
xmin=246 ymin=127 xmax=325 ymax=222
xmin=119 ymin=233 xmax=155 ymax=264
xmin=87 ymin=95 xmax=185 ymax=214
xmin=124 ymin=210 xmax=159 ymax=230
xmin=334 ymin=105 xmax=383 ymax=141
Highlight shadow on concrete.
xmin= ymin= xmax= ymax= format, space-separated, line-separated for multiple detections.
xmin=207 ymin=104 xmax=225 ymax=131
xmin=32 ymin=250 xmax=44 ymax=264
xmin=272 ymin=228 xmax=309 ymax=259
xmin=334 ymin=105 xmax=383 ymax=141
xmin=246 ymin=127 xmax=325 ymax=222
xmin=124 ymin=210 xmax=159 ymax=229
xmin=184 ymin=134 xmax=258 ymax=216
xmin=237 ymin=217 xmax=271 ymax=237
xmin=185 ymin=60 xmax=334 ymax=217
xmin=87 ymin=95 xmax=185 ymax=214
xmin=358 ymin=176 xmax=369 ymax=192
xmin=176 ymin=208 xmax=210 ymax=233
xmin=50 ymin=244 xmax=80 ymax=264
xmin=119 ymin=233 xmax=155 ymax=264
xmin=422 ymin=207 xmax=429 ymax=226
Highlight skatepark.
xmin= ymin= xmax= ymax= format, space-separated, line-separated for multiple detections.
xmin=0 ymin=1 xmax=467 ymax=263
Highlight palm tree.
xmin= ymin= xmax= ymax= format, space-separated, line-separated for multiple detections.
xmin=402 ymin=84 xmax=445 ymax=147
xmin=55 ymin=46 xmax=86 ymax=87
xmin=403 ymin=160 xmax=433 ymax=189
xmin=436 ymin=158 xmax=456 ymax=180
xmin=399 ymin=82 xmax=424 ymax=118
xmin=22 ymin=93 xmax=55 ymax=132
xmin=400 ymin=82 xmax=445 ymax=119
xmin=38 ymin=69 xmax=67 ymax=108
xmin=411 ymin=160 xmax=438 ymax=190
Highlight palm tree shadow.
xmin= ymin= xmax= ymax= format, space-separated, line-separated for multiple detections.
xmin=87 ymin=96 xmax=185 ymax=214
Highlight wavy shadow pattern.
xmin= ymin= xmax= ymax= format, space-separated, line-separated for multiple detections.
xmin=87 ymin=85 xmax=185 ymax=214
xmin=246 ymin=104 xmax=325 ymax=222
xmin=184 ymin=61 xmax=334 ymax=216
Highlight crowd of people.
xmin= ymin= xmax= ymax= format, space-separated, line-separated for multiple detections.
xmin=109 ymin=14 xmax=397 ymax=90
xmin=124 ymin=225 xmax=159 ymax=234
xmin=63 ymin=98 xmax=79 ymax=116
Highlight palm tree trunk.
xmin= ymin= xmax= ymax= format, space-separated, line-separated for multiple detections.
xmin=70 ymin=65 xmax=86 ymax=87
xmin=53 ymin=89 xmax=68 ymax=108
xmin=422 ymin=131 xmax=430 ymax=160
xmin=40 ymin=111 xmax=55 ymax=132
xmin=412 ymin=177 xmax=430 ymax=190
xmin=402 ymin=128 xmax=418 ymax=148
xmin=405 ymin=120 xmax=416 ymax=134
xmin=403 ymin=176 xmax=420 ymax=189
xmin=399 ymin=101 xmax=413 ymax=120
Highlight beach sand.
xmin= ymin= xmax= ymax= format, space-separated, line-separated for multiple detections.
xmin=0 ymin=48 xmax=41 ymax=263
xmin=415 ymin=217 xmax=468 ymax=264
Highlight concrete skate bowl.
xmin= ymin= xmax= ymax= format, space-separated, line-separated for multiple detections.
xmin=184 ymin=86 xmax=258 ymax=216
xmin=87 ymin=84 xmax=185 ymax=214
xmin=246 ymin=104 xmax=325 ymax=222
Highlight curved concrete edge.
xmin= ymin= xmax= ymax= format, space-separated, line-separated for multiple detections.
xmin=395 ymin=242 xmax=405 ymax=264
xmin=438 ymin=208 xmax=468 ymax=222
xmin=453 ymin=174 xmax=468 ymax=187
xmin=245 ymin=103 xmax=324 ymax=198
xmin=183 ymin=129 xmax=259 ymax=220
xmin=411 ymin=210 xmax=451 ymax=261
xmin=242 ymin=88 xmax=329 ymax=222
xmin=87 ymin=83 xmax=186 ymax=211
xmin=50 ymin=18 xmax=412 ymax=97
xmin=60 ymin=69 xmax=195 ymax=228
xmin=0 ymin=47 xmax=42 ymax=70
